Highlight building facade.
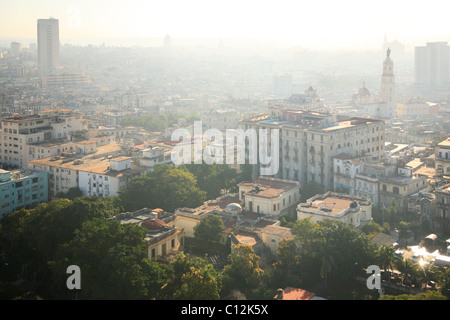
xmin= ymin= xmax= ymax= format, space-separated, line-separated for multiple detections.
xmin=37 ymin=18 xmax=60 ymax=76
xmin=296 ymin=192 xmax=372 ymax=228
xmin=0 ymin=169 xmax=48 ymax=219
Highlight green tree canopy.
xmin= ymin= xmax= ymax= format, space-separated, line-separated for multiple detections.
xmin=118 ymin=164 xmax=206 ymax=212
xmin=194 ymin=214 xmax=226 ymax=243
xmin=221 ymin=244 xmax=264 ymax=297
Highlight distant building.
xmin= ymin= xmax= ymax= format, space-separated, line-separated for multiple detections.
xmin=0 ymin=169 xmax=48 ymax=219
xmin=435 ymin=137 xmax=450 ymax=180
xmin=297 ymin=192 xmax=372 ymax=228
xmin=415 ymin=42 xmax=450 ymax=88
xmin=10 ymin=42 xmax=22 ymax=56
xmin=360 ymin=49 xmax=396 ymax=119
xmin=434 ymin=183 xmax=450 ymax=234
xmin=273 ymin=73 xmax=293 ymax=98
xmin=37 ymin=18 xmax=60 ymax=76
xmin=201 ymin=108 xmax=239 ymax=132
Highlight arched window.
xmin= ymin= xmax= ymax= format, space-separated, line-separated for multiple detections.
xmin=382 ymin=184 xmax=387 ymax=192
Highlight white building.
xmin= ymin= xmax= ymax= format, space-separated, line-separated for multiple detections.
xmin=78 ymin=156 xmax=148 ymax=197
xmin=0 ymin=109 xmax=83 ymax=168
xmin=37 ymin=18 xmax=60 ymax=76
xmin=297 ymin=192 xmax=372 ymax=228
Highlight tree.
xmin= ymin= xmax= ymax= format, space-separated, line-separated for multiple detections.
xmin=394 ymin=258 xmax=418 ymax=286
xmin=375 ymin=245 xmax=395 ymax=274
xmin=222 ymin=244 xmax=264 ymax=297
xmin=194 ymin=214 xmax=225 ymax=243
xmin=317 ymin=237 xmax=335 ymax=290
xmin=47 ymin=218 xmax=158 ymax=299
xmin=379 ymin=291 xmax=447 ymax=300
xmin=286 ymin=219 xmax=378 ymax=291
xmin=165 ymin=253 xmax=220 ymax=299
xmin=55 ymin=187 xmax=83 ymax=200
xmin=174 ymin=265 xmax=221 ymax=300
xmin=118 ymin=164 xmax=206 ymax=212
xmin=301 ymin=181 xmax=325 ymax=202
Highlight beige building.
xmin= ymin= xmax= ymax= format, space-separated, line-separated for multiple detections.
xmin=112 ymin=208 xmax=184 ymax=262
xmin=238 ymin=177 xmax=300 ymax=218
xmin=378 ymin=170 xmax=428 ymax=211
xmin=258 ymin=224 xmax=293 ymax=255
xmin=435 ymin=138 xmax=450 ymax=180
xmin=434 ymin=183 xmax=450 ymax=234
xmin=297 ymin=192 xmax=372 ymax=228
xmin=201 ymin=108 xmax=239 ymax=132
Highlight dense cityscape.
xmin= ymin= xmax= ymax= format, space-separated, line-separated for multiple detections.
xmin=0 ymin=2 xmax=449 ymax=305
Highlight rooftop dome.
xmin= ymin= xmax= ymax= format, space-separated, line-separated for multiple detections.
xmin=226 ymin=203 xmax=242 ymax=212
xmin=141 ymin=218 xmax=167 ymax=231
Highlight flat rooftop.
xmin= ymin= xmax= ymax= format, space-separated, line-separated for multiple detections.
xmin=239 ymin=178 xmax=299 ymax=198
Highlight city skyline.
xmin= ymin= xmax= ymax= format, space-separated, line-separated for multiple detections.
xmin=0 ymin=0 xmax=449 ymax=50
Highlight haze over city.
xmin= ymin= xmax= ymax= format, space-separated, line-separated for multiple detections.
xmin=1 ymin=0 xmax=449 ymax=50
xmin=0 ymin=0 xmax=449 ymax=305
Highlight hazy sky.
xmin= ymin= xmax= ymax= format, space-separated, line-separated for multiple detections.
xmin=0 ymin=0 xmax=449 ymax=49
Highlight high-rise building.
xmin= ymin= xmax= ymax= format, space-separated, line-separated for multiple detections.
xmin=37 ymin=18 xmax=60 ymax=76
xmin=415 ymin=42 xmax=450 ymax=87
xmin=10 ymin=42 xmax=22 ymax=56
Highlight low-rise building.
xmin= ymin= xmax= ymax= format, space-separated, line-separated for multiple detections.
xmin=111 ymin=208 xmax=184 ymax=262
xmin=434 ymin=183 xmax=450 ymax=234
xmin=238 ymin=177 xmax=300 ymax=218
xmin=297 ymin=192 xmax=372 ymax=228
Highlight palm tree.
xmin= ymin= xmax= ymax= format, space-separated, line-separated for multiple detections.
xmin=317 ymin=238 xmax=335 ymax=290
xmin=394 ymin=258 xmax=418 ymax=286
xmin=376 ymin=245 xmax=395 ymax=274
xmin=416 ymin=263 xmax=439 ymax=290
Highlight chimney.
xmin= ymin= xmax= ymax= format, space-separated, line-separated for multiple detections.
xmin=276 ymin=288 xmax=284 ymax=300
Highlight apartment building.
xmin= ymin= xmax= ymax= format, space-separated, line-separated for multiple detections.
xmin=78 ymin=156 xmax=149 ymax=197
xmin=0 ymin=109 xmax=83 ymax=168
xmin=0 ymin=169 xmax=48 ymax=219
xmin=241 ymin=110 xmax=385 ymax=190
xmin=28 ymin=142 xmax=125 ymax=198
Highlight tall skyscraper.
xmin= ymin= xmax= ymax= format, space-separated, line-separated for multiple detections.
xmin=37 ymin=18 xmax=60 ymax=76
xmin=415 ymin=42 xmax=450 ymax=87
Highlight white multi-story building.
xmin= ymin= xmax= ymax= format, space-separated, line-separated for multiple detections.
xmin=241 ymin=110 xmax=385 ymax=190
xmin=37 ymin=18 xmax=60 ymax=76
xmin=0 ymin=109 xmax=83 ymax=168
xmin=78 ymin=156 xmax=148 ymax=197
xmin=415 ymin=42 xmax=450 ymax=88
xmin=28 ymin=142 xmax=128 ymax=198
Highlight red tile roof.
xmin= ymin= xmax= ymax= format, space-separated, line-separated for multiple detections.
xmin=274 ymin=287 xmax=316 ymax=300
